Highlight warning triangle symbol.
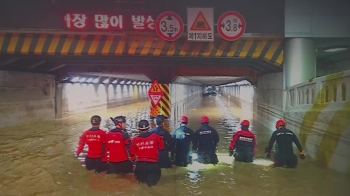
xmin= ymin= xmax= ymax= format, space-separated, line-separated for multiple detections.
xmin=190 ymin=11 xmax=211 ymax=31
xmin=149 ymin=94 xmax=163 ymax=106
xmin=149 ymin=80 xmax=162 ymax=93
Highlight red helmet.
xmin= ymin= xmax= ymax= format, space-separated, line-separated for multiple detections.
xmin=276 ymin=119 xmax=286 ymax=129
xmin=280 ymin=118 xmax=287 ymax=126
xmin=201 ymin=116 xmax=209 ymax=123
xmin=180 ymin=116 xmax=189 ymax=123
xmin=241 ymin=120 xmax=250 ymax=127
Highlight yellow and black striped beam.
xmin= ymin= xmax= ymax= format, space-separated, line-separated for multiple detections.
xmin=0 ymin=33 xmax=283 ymax=66
xmin=159 ymin=84 xmax=171 ymax=118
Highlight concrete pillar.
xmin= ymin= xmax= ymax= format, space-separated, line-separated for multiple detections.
xmin=283 ymin=38 xmax=316 ymax=89
xmin=55 ymin=83 xmax=63 ymax=119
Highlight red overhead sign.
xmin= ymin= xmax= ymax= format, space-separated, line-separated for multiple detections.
xmin=63 ymin=13 xmax=155 ymax=31
xmin=148 ymin=80 xmax=163 ymax=106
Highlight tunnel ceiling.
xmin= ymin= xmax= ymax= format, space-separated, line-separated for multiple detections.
xmin=0 ymin=55 xmax=281 ymax=86
xmin=314 ymin=37 xmax=350 ymax=68
xmin=174 ymin=76 xmax=244 ymax=86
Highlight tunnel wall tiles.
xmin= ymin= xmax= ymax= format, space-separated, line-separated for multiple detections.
xmin=0 ymin=71 xmax=55 ymax=128
xmin=61 ymin=83 xmax=149 ymax=116
xmin=169 ymin=84 xmax=202 ymax=123
xmin=0 ymin=33 xmax=283 ymax=66
xmin=223 ymin=70 xmax=350 ymax=176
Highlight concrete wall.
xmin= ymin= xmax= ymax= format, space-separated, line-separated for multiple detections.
xmin=170 ymin=84 xmax=202 ymax=125
xmin=169 ymin=84 xmax=203 ymax=131
xmin=0 ymin=71 xmax=150 ymax=127
xmin=224 ymin=70 xmax=350 ymax=176
xmin=256 ymin=72 xmax=284 ymax=130
xmin=284 ymin=70 xmax=350 ymax=175
xmin=0 ymin=71 xmax=204 ymax=129
xmin=222 ymin=73 xmax=284 ymax=132
xmin=58 ymin=82 xmax=149 ymax=116
xmin=221 ymin=83 xmax=257 ymax=122
xmin=285 ymin=0 xmax=350 ymax=37
xmin=0 ymin=71 xmax=55 ymax=128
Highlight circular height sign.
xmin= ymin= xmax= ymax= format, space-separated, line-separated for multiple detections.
xmin=155 ymin=11 xmax=184 ymax=41
xmin=217 ymin=11 xmax=246 ymax=41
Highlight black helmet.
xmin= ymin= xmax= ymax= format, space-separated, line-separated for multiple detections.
xmin=155 ymin=115 xmax=165 ymax=125
xmin=110 ymin=116 xmax=126 ymax=124
xmin=138 ymin=120 xmax=150 ymax=130
xmin=91 ymin=115 xmax=101 ymax=125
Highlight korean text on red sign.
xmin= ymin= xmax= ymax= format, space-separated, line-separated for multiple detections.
xmin=64 ymin=13 xmax=155 ymax=31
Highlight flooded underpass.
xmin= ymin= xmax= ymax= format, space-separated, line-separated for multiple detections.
xmin=1 ymin=96 xmax=350 ymax=196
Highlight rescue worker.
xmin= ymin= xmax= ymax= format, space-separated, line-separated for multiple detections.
xmin=172 ymin=116 xmax=195 ymax=167
xmin=150 ymin=115 xmax=174 ymax=168
xmin=104 ymin=116 xmax=133 ymax=174
xmin=229 ymin=120 xmax=257 ymax=162
xmin=265 ymin=119 xmax=306 ymax=168
xmin=76 ymin=115 xmax=107 ymax=173
xmin=273 ymin=118 xmax=287 ymax=155
xmin=192 ymin=116 xmax=219 ymax=165
xmin=130 ymin=120 xmax=164 ymax=187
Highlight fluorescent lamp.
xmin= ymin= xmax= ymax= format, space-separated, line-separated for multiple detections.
xmin=93 ymin=78 xmax=99 ymax=83
xmin=86 ymin=78 xmax=93 ymax=83
xmin=324 ymin=47 xmax=348 ymax=52
xmin=71 ymin=77 xmax=79 ymax=82
xmin=79 ymin=77 xmax=86 ymax=82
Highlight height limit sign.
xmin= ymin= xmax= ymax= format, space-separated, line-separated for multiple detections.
xmin=217 ymin=11 xmax=246 ymax=41
xmin=155 ymin=11 xmax=184 ymax=41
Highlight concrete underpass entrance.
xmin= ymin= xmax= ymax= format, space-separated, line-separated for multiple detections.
xmin=1 ymin=0 xmax=350 ymax=195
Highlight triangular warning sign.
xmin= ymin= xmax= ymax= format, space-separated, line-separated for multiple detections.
xmin=149 ymin=94 xmax=163 ymax=106
xmin=190 ymin=11 xmax=211 ymax=31
xmin=148 ymin=80 xmax=162 ymax=93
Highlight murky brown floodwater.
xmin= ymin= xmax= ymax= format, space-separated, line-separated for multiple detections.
xmin=1 ymin=96 xmax=350 ymax=196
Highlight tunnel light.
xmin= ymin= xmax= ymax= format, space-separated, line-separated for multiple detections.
xmin=324 ymin=47 xmax=348 ymax=52
xmin=112 ymin=79 xmax=118 ymax=84
xmin=71 ymin=77 xmax=80 ymax=82
xmin=103 ymin=79 xmax=110 ymax=84
xmin=137 ymin=82 xmax=141 ymax=85
xmin=120 ymin=80 xmax=125 ymax=84
xmin=132 ymin=81 xmax=136 ymax=85
xmin=93 ymin=78 xmax=99 ymax=83
xmin=79 ymin=77 xmax=86 ymax=83
xmin=86 ymin=78 xmax=93 ymax=83
xmin=126 ymin=81 xmax=131 ymax=85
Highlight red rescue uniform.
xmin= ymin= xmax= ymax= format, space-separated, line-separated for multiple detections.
xmin=230 ymin=130 xmax=257 ymax=154
xmin=105 ymin=129 xmax=131 ymax=162
xmin=230 ymin=129 xmax=257 ymax=162
xmin=130 ymin=132 xmax=164 ymax=163
xmin=76 ymin=127 xmax=107 ymax=158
